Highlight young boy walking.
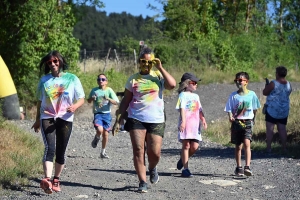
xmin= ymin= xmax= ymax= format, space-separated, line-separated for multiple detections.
xmin=88 ymin=74 xmax=119 ymax=159
xmin=224 ymin=72 xmax=261 ymax=176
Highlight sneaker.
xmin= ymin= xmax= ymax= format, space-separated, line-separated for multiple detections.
xmin=244 ymin=166 xmax=253 ymax=176
xmin=234 ymin=166 xmax=244 ymax=176
xmin=149 ymin=167 xmax=159 ymax=184
xmin=100 ymin=152 xmax=109 ymax=159
xmin=52 ymin=178 xmax=61 ymax=192
xmin=40 ymin=178 xmax=53 ymax=194
xmin=119 ymin=125 xmax=127 ymax=133
xmin=181 ymin=168 xmax=193 ymax=178
xmin=176 ymin=158 xmax=183 ymax=170
xmin=137 ymin=181 xmax=147 ymax=193
xmin=91 ymin=136 xmax=100 ymax=148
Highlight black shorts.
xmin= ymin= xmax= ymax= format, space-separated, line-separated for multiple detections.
xmin=265 ymin=110 xmax=288 ymax=125
xmin=230 ymin=119 xmax=253 ymax=145
xmin=124 ymin=118 xmax=165 ymax=138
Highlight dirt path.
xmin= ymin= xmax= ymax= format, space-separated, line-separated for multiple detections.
xmin=2 ymin=82 xmax=300 ymax=200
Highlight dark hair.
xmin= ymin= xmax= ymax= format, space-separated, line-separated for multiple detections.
xmin=235 ymin=71 xmax=250 ymax=80
xmin=138 ymin=47 xmax=153 ymax=62
xmin=39 ymin=50 xmax=68 ymax=75
xmin=97 ymin=73 xmax=107 ymax=80
xmin=276 ymin=66 xmax=287 ymax=77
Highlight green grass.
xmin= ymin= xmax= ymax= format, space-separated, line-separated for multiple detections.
xmin=2 ymin=58 xmax=300 ymax=189
xmin=0 ymin=122 xmax=43 ymax=189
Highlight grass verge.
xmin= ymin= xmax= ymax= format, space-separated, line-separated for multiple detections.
xmin=0 ymin=121 xmax=43 ymax=189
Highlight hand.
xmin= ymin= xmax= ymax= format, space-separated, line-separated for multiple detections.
xmin=31 ymin=121 xmax=40 ymax=133
xmin=66 ymin=105 xmax=77 ymax=113
xmin=265 ymin=78 xmax=269 ymax=85
xmin=202 ymin=120 xmax=208 ymax=130
xmin=92 ymin=95 xmax=97 ymax=101
xmin=152 ymin=58 xmax=162 ymax=69
xmin=229 ymin=116 xmax=235 ymax=122
xmin=179 ymin=121 xmax=186 ymax=132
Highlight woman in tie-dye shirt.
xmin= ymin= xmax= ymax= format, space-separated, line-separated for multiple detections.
xmin=116 ymin=47 xmax=176 ymax=193
xmin=31 ymin=50 xmax=85 ymax=194
xmin=175 ymin=72 xmax=207 ymax=178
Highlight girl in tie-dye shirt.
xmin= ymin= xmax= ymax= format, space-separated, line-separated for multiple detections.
xmin=175 ymin=72 xmax=207 ymax=178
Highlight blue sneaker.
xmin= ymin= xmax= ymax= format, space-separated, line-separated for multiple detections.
xmin=137 ymin=181 xmax=147 ymax=193
xmin=176 ymin=158 xmax=183 ymax=170
xmin=181 ymin=169 xmax=193 ymax=178
xmin=149 ymin=167 xmax=159 ymax=184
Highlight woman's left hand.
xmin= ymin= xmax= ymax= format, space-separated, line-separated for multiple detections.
xmin=67 ymin=105 xmax=77 ymax=113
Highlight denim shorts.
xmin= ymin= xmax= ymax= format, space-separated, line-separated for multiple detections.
xmin=124 ymin=118 xmax=165 ymax=138
xmin=230 ymin=119 xmax=253 ymax=145
xmin=265 ymin=110 xmax=288 ymax=125
xmin=93 ymin=113 xmax=112 ymax=131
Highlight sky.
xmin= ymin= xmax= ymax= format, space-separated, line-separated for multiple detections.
xmin=100 ymin=0 xmax=162 ymax=18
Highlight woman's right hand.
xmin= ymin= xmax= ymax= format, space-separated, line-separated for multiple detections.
xmin=31 ymin=121 xmax=41 ymax=133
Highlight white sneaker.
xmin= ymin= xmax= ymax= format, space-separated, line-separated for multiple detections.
xmin=100 ymin=152 xmax=109 ymax=159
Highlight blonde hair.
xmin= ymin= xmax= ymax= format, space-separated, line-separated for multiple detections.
xmin=177 ymin=79 xmax=190 ymax=94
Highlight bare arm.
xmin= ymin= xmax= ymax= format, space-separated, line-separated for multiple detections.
xmin=153 ymin=58 xmax=176 ymax=90
xmin=31 ymin=101 xmax=41 ymax=133
xmin=263 ymin=81 xmax=274 ymax=96
xmin=117 ymin=89 xmax=133 ymax=123
xmin=179 ymin=108 xmax=186 ymax=132
xmin=200 ymin=110 xmax=207 ymax=129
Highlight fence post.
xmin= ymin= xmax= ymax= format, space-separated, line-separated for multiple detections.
xmin=83 ymin=49 xmax=86 ymax=73
xmin=134 ymin=49 xmax=137 ymax=70
xmin=103 ymin=48 xmax=111 ymax=73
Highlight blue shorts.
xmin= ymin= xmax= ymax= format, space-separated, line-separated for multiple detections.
xmin=93 ymin=113 xmax=112 ymax=131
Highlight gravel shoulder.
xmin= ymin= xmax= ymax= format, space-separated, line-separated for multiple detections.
xmin=1 ymin=82 xmax=300 ymax=200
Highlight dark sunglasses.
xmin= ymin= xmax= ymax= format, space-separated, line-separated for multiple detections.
xmin=234 ymin=78 xmax=247 ymax=83
xmin=97 ymin=78 xmax=107 ymax=82
xmin=189 ymin=81 xmax=197 ymax=86
xmin=46 ymin=59 xmax=59 ymax=65
xmin=140 ymin=59 xmax=154 ymax=65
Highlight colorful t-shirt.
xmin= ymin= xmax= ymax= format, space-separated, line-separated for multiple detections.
xmin=88 ymin=87 xmax=119 ymax=114
xmin=37 ymin=72 xmax=85 ymax=122
xmin=176 ymin=92 xmax=203 ymax=141
xmin=266 ymin=80 xmax=291 ymax=119
xmin=224 ymin=90 xmax=261 ymax=119
xmin=125 ymin=70 xmax=165 ymax=123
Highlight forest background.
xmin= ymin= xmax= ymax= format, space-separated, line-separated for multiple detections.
xmin=1 ymin=0 xmax=300 ymax=187
xmin=1 ymin=0 xmax=300 ymax=107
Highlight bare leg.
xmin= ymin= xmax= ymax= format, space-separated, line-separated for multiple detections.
xmin=130 ymin=129 xmax=147 ymax=182
xmin=266 ymin=121 xmax=275 ymax=152
xmin=277 ymin=123 xmax=287 ymax=151
xmin=235 ymin=144 xmax=243 ymax=167
xmin=146 ymin=133 xmax=163 ymax=170
xmin=102 ymin=130 xmax=109 ymax=149
xmin=243 ymin=139 xmax=251 ymax=166
xmin=181 ymin=140 xmax=190 ymax=169
xmin=189 ymin=141 xmax=199 ymax=157
xmin=43 ymin=161 xmax=53 ymax=178
xmin=54 ymin=162 xmax=64 ymax=177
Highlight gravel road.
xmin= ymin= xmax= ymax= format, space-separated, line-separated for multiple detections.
xmin=1 ymin=82 xmax=300 ymax=200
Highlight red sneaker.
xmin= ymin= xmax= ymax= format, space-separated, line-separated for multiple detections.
xmin=40 ymin=178 xmax=53 ymax=194
xmin=52 ymin=178 xmax=61 ymax=192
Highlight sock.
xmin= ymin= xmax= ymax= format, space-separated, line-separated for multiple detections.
xmin=101 ymin=149 xmax=105 ymax=154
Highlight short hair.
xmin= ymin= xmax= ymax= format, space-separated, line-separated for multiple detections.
xmin=138 ymin=47 xmax=153 ymax=61
xmin=97 ymin=73 xmax=107 ymax=80
xmin=235 ymin=72 xmax=250 ymax=80
xmin=276 ymin=66 xmax=287 ymax=77
xmin=39 ymin=50 xmax=68 ymax=75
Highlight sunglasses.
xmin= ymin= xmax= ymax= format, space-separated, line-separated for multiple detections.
xmin=189 ymin=81 xmax=197 ymax=86
xmin=97 ymin=78 xmax=107 ymax=82
xmin=140 ymin=59 xmax=154 ymax=65
xmin=46 ymin=59 xmax=59 ymax=65
xmin=234 ymin=78 xmax=247 ymax=83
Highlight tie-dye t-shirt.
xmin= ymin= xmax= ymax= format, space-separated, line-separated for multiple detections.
xmin=125 ymin=70 xmax=165 ymax=123
xmin=224 ymin=90 xmax=261 ymax=119
xmin=88 ymin=87 xmax=119 ymax=114
xmin=176 ymin=92 xmax=203 ymax=141
xmin=266 ymin=80 xmax=291 ymax=119
xmin=37 ymin=72 xmax=85 ymax=122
